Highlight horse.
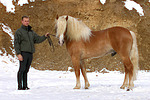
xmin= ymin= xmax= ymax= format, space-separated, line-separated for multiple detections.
xmin=55 ymin=15 xmax=139 ymax=91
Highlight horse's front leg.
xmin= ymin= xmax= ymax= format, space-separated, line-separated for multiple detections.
xmin=72 ymin=56 xmax=81 ymax=89
xmin=80 ymin=60 xmax=90 ymax=89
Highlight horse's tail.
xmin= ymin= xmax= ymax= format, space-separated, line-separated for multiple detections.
xmin=130 ymin=31 xmax=139 ymax=81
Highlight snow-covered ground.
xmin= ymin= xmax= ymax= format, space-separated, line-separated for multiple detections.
xmin=0 ymin=54 xmax=150 ymax=100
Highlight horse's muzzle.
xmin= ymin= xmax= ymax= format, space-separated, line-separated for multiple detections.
xmin=58 ymin=40 xmax=64 ymax=46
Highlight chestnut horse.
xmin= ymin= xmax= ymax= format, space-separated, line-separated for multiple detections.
xmin=55 ymin=15 xmax=139 ymax=91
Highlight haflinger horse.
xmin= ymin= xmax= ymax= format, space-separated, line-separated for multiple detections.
xmin=55 ymin=15 xmax=139 ymax=91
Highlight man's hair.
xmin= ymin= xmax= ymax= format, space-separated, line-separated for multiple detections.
xmin=22 ymin=16 xmax=29 ymax=20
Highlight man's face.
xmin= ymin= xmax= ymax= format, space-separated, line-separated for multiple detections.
xmin=22 ymin=18 xmax=29 ymax=26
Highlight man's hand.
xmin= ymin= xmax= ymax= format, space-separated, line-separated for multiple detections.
xmin=17 ymin=54 xmax=23 ymax=61
xmin=45 ymin=32 xmax=50 ymax=37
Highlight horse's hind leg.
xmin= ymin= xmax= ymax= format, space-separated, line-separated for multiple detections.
xmin=120 ymin=67 xmax=129 ymax=89
xmin=71 ymin=56 xmax=81 ymax=89
xmin=80 ymin=60 xmax=90 ymax=89
xmin=121 ymin=56 xmax=134 ymax=90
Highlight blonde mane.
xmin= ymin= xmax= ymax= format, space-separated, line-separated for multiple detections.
xmin=56 ymin=15 xmax=92 ymax=41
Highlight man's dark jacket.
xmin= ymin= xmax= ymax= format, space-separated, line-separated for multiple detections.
xmin=14 ymin=25 xmax=47 ymax=55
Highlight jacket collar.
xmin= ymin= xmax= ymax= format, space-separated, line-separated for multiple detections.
xmin=21 ymin=25 xmax=32 ymax=31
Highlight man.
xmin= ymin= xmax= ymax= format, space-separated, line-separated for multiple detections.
xmin=14 ymin=16 xmax=49 ymax=90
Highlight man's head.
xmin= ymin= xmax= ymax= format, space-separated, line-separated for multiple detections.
xmin=22 ymin=16 xmax=29 ymax=26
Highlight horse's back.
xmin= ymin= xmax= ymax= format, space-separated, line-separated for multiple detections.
xmin=107 ymin=26 xmax=131 ymax=36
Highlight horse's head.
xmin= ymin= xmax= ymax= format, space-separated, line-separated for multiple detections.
xmin=55 ymin=15 xmax=68 ymax=46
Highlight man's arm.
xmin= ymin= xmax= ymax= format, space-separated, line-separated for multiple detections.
xmin=14 ymin=31 xmax=21 ymax=55
xmin=33 ymin=31 xmax=49 ymax=43
xmin=14 ymin=31 xmax=23 ymax=61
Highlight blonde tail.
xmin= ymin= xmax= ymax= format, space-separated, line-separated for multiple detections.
xmin=130 ymin=31 xmax=139 ymax=81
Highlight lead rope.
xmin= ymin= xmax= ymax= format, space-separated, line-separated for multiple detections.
xmin=47 ymin=34 xmax=56 ymax=52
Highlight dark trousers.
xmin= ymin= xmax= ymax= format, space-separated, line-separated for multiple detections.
xmin=17 ymin=52 xmax=33 ymax=89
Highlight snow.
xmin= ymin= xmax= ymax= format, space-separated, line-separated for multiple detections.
xmin=99 ymin=0 xmax=144 ymax=16
xmin=0 ymin=0 xmax=15 ymax=13
xmin=0 ymin=23 xmax=14 ymax=41
xmin=0 ymin=23 xmax=16 ymax=54
xmin=0 ymin=0 xmax=35 ymax=13
xmin=0 ymin=0 xmax=145 ymax=16
xmin=17 ymin=0 xmax=28 ymax=6
xmin=18 ymin=0 xmax=35 ymax=6
xmin=124 ymin=0 xmax=144 ymax=16
xmin=99 ymin=0 xmax=106 ymax=5
xmin=0 ymin=53 xmax=150 ymax=100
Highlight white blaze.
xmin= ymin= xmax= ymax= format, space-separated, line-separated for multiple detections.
xmin=59 ymin=34 xmax=64 ymax=46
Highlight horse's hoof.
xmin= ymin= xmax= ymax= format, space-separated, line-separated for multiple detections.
xmin=85 ymin=87 xmax=89 ymax=89
xmin=126 ymin=89 xmax=130 ymax=91
xmin=85 ymin=83 xmax=90 ymax=89
xmin=120 ymin=86 xmax=125 ymax=89
xmin=73 ymin=86 xmax=81 ymax=89
xmin=126 ymin=88 xmax=133 ymax=91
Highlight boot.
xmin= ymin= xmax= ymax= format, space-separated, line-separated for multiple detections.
xmin=17 ymin=72 xmax=23 ymax=90
xmin=23 ymin=72 xmax=28 ymax=89
xmin=23 ymin=87 xmax=30 ymax=90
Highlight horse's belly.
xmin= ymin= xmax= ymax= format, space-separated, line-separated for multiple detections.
xmin=82 ymin=46 xmax=112 ymax=59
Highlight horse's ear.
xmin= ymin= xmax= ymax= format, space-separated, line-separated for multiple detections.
xmin=66 ymin=16 xmax=68 ymax=21
xmin=56 ymin=15 xmax=59 ymax=20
